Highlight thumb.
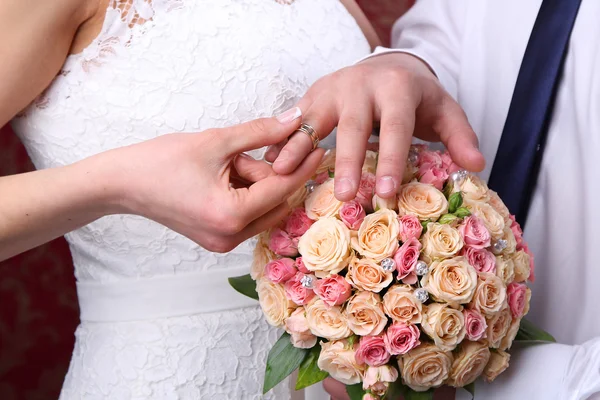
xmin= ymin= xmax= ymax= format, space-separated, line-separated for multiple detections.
xmin=219 ymin=107 xmax=303 ymax=156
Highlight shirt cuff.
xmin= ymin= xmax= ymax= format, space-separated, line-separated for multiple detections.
xmin=356 ymin=46 xmax=458 ymax=101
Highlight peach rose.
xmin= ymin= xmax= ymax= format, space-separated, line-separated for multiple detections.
xmin=257 ymin=279 xmax=295 ymax=327
xmin=399 ymin=343 xmax=453 ymax=392
xmin=351 ymin=209 xmax=400 ymax=261
xmin=456 ymin=175 xmax=490 ymax=204
xmin=470 ymin=272 xmax=507 ymax=316
xmin=346 ymin=257 xmax=394 ymax=293
xmin=488 ymin=190 xmax=511 ymax=222
xmin=398 ymin=214 xmax=423 ymax=242
xmin=421 ymin=223 xmax=464 ymax=262
xmin=305 ymin=179 xmax=344 ymax=220
xmin=523 ymin=287 xmax=532 ymax=316
xmin=512 ymin=250 xmax=531 ymax=283
xmin=363 ymin=365 xmax=399 ymax=396
xmin=318 ymin=339 xmax=365 ymax=385
xmin=421 ymin=303 xmax=466 ymax=351
xmin=500 ymin=317 xmax=521 ymax=351
xmin=305 ymin=298 xmax=352 ymax=340
xmin=382 ymin=285 xmax=423 ymax=325
xmin=372 ymin=194 xmax=398 ymax=212
xmin=313 ymin=274 xmax=352 ymax=306
xmin=485 ymin=307 xmax=512 ymax=349
xmin=483 ymin=350 xmax=510 ymax=382
xmin=498 ymin=226 xmax=517 ymax=256
xmin=298 ymin=217 xmax=352 ymax=278
xmin=287 ymin=185 xmax=309 ymax=209
xmin=345 ymin=291 xmax=388 ymax=336
xmin=284 ymin=307 xmax=317 ymax=349
xmin=495 ymin=256 xmax=515 ymax=284
xmin=397 ymin=182 xmax=449 ymax=221
xmin=467 ymin=202 xmax=505 ymax=239
xmin=420 ymin=256 xmax=477 ymax=306
xmin=448 ymin=341 xmax=491 ymax=387
xmin=251 ymin=230 xmax=276 ymax=279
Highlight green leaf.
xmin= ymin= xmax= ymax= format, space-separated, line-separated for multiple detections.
xmin=438 ymin=214 xmax=458 ymax=225
xmin=448 ymin=192 xmax=463 ymax=213
xmin=515 ymin=318 xmax=556 ymax=342
xmin=421 ymin=220 xmax=429 ymax=234
xmin=228 ymin=274 xmax=259 ymax=300
xmin=295 ymin=346 xmax=329 ymax=390
xmin=347 ymin=335 xmax=359 ymax=347
xmin=263 ymin=333 xmax=309 ymax=394
xmin=454 ymin=207 xmax=472 ymax=218
xmin=328 ymin=169 xmax=335 ymax=178
xmin=346 ymin=383 xmax=367 ymax=400
xmin=463 ymin=382 xmax=475 ymax=399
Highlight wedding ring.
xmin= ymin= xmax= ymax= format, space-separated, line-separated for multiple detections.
xmin=294 ymin=123 xmax=320 ymax=151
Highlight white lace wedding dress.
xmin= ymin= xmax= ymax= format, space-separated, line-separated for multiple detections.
xmin=10 ymin=0 xmax=370 ymax=398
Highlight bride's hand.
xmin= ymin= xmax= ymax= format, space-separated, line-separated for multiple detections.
xmin=266 ymin=52 xmax=485 ymax=201
xmin=90 ymin=108 xmax=322 ymax=253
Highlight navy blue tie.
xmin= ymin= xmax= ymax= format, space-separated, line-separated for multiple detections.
xmin=487 ymin=0 xmax=582 ymax=228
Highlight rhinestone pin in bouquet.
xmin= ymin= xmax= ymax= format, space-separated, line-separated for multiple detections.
xmin=229 ymin=145 xmax=555 ymax=400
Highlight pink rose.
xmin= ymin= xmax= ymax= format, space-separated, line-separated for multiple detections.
xmin=269 ymin=229 xmax=299 ymax=257
xmin=339 ymin=200 xmax=366 ymax=230
xmin=355 ymin=335 xmax=391 ymax=367
xmin=510 ymin=215 xmax=524 ymax=248
xmin=507 ymin=282 xmax=528 ymax=319
xmin=384 ymin=322 xmax=420 ymax=355
xmin=264 ymin=258 xmax=297 ymax=283
xmin=313 ymin=274 xmax=352 ymax=307
xmin=463 ymin=246 xmax=496 ymax=274
xmin=458 ymin=216 xmax=491 ymax=249
xmin=295 ymin=257 xmax=309 ymax=274
xmin=284 ymin=272 xmax=316 ymax=305
xmin=393 ymin=237 xmax=421 ymax=285
xmin=315 ymin=171 xmax=330 ymax=184
xmin=441 ymin=151 xmax=462 ymax=174
xmin=521 ymin=243 xmax=536 ymax=282
xmin=356 ymin=172 xmax=376 ymax=212
xmin=284 ymin=208 xmax=314 ymax=237
xmin=418 ymin=165 xmax=449 ymax=190
xmin=398 ymin=214 xmax=423 ymax=242
xmin=463 ymin=308 xmax=487 ymax=341
xmin=418 ymin=150 xmax=443 ymax=168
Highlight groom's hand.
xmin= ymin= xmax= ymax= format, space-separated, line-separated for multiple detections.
xmin=266 ymin=52 xmax=485 ymax=201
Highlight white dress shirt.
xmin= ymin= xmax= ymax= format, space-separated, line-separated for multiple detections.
xmin=372 ymin=0 xmax=600 ymax=398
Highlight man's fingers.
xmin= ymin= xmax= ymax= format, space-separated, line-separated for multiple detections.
xmin=322 ymin=378 xmax=350 ymax=400
xmin=217 ymin=108 xmax=302 ymax=156
xmin=333 ymin=95 xmax=372 ymax=201
xmin=238 ymin=148 xmax=325 ymax=218
xmin=233 ymin=154 xmax=276 ymax=183
xmin=264 ymin=140 xmax=287 ymax=163
xmin=434 ymin=97 xmax=485 ymax=172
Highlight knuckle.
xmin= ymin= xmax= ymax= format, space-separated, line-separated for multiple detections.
xmin=203 ymin=236 xmax=235 ymax=253
xmin=248 ymin=118 xmax=270 ymax=136
xmin=383 ymin=68 xmax=414 ymax=88
xmin=376 ymin=153 xmax=402 ymax=169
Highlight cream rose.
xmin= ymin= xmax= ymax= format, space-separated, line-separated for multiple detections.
xmin=499 ymin=226 xmax=517 ymax=256
xmin=298 ymin=217 xmax=352 ymax=278
xmin=305 ymin=298 xmax=352 ymax=340
xmin=483 ymin=350 xmax=510 ymax=382
xmin=345 ymin=291 xmax=388 ymax=336
xmin=512 ymin=250 xmax=531 ymax=283
xmin=305 ymin=179 xmax=344 ymax=220
xmin=251 ymin=230 xmax=277 ymax=279
xmin=346 ymin=257 xmax=393 ymax=293
xmin=523 ymin=287 xmax=532 ymax=316
xmin=383 ymin=285 xmax=423 ymax=324
xmin=448 ymin=341 xmax=491 ymax=387
xmin=467 ymin=202 xmax=505 ymax=239
xmin=421 ymin=303 xmax=466 ymax=351
xmin=351 ymin=209 xmax=400 ymax=261
xmin=488 ymin=190 xmax=511 ymax=222
xmin=500 ymin=317 xmax=521 ymax=351
xmin=399 ymin=343 xmax=453 ymax=392
xmin=457 ymin=175 xmax=490 ymax=204
xmin=257 ymin=279 xmax=295 ymax=327
xmin=362 ymin=150 xmax=378 ymax=174
xmin=316 ymin=149 xmax=336 ymax=175
xmin=287 ymin=185 xmax=309 ymax=210
xmin=470 ymin=272 xmax=507 ymax=316
xmin=318 ymin=339 xmax=365 ymax=385
xmin=421 ymin=257 xmax=477 ymax=306
xmin=495 ymin=256 xmax=515 ymax=284
xmin=397 ymin=182 xmax=448 ymax=221
xmin=421 ymin=223 xmax=464 ymax=262
xmin=284 ymin=307 xmax=318 ymax=349
xmin=485 ymin=307 xmax=512 ymax=348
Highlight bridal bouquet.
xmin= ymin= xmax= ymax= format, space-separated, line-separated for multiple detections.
xmin=229 ymin=145 xmax=553 ymax=400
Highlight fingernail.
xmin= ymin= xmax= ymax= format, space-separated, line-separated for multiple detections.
xmin=276 ymin=107 xmax=302 ymax=124
xmin=238 ymin=152 xmax=253 ymax=159
xmin=377 ymin=176 xmax=396 ymax=195
xmin=335 ymin=178 xmax=354 ymax=195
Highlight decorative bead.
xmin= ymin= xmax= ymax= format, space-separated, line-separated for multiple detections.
xmin=300 ymin=274 xmax=314 ymax=289
xmin=380 ymin=258 xmax=396 ymax=272
xmin=492 ymin=239 xmax=508 ymax=254
xmin=408 ymin=149 xmax=419 ymax=165
xmin=305 ymin=180 xmax=317 ymax=193
xmin=450 ymin=170 xmax=469 ymax=185
xmin=415 ymin=261 xmax=429 ymax=276
xmin=414 ymin=288 xmax=429 ymax=303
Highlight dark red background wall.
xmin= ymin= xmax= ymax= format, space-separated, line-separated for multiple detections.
xmin=0 ymin=2 xmax=412 ymax=398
